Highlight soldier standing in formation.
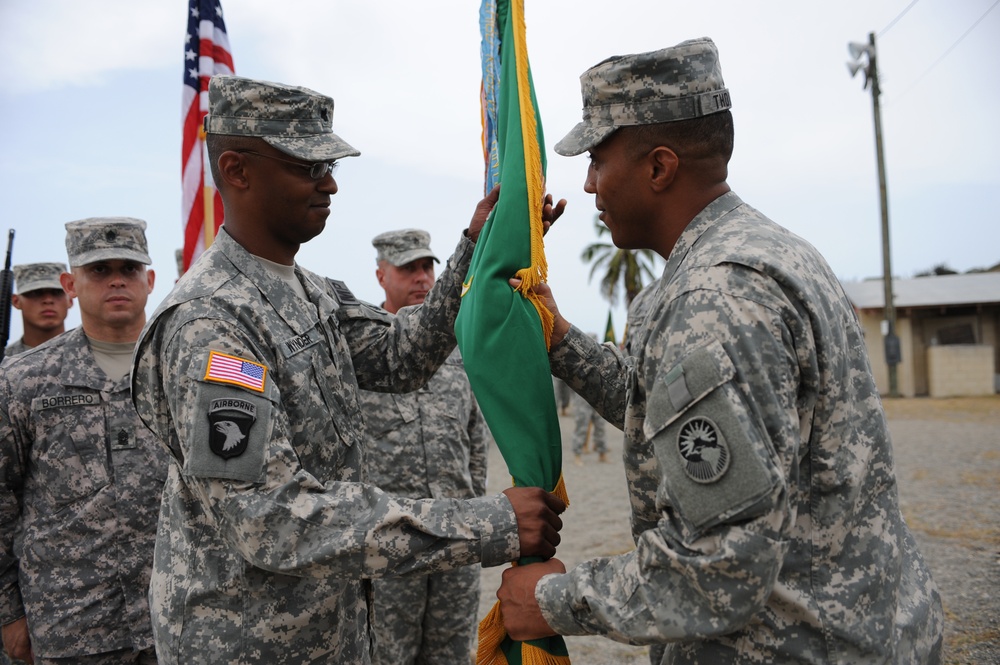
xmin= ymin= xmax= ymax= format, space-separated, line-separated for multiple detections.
xmin=4 ymin=263 xmax=74 ymax=360
xmin=569 ymin=389 xmax=608 ymax=465
xmin=568 ymin=335 xmax=609 ymax=466
xmin=1 ymin=218 xmax=165 ymax=664
xmin=497 ymin=38 xmax=944 ymax=663
xmin=130 ymin=75 xmax=565 ymax=664
xmin=361 ymin=228 xmax=491 ymax=664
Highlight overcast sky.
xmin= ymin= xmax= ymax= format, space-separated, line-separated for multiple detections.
xmin=1 ymin=0 xmax=997 ymax=342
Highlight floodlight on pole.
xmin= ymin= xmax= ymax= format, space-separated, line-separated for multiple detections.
xmin=848 ymin=31 xmax=900 ymax=397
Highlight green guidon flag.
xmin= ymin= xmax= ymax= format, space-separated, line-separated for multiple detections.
xmin=455 ymin=1 xmax=570 ymax=664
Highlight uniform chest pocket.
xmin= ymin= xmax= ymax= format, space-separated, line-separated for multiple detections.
xmin=276 ymin=345 xmax=359 ymax=478
xmin=361 ymin=392 xmax=417 ymax=439
xmin=30 ymin=400 xmax=111 ymax=509
xmin=643 ymin=339 xmax=777 ymax=536
xmin=415 ymin=357 xmax=470 ymax=424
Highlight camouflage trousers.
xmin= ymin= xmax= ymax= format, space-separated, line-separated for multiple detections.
xmin=35 ymin=647 xmax=157 ymax=665
xmin=572 ymin=407 xmax=607 ymax=455
xmin=371 ymin=565 xmax=480 ymax=665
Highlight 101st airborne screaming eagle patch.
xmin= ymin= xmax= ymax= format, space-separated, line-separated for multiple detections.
xmin=208 ymin=398 xmax=257 ymax=460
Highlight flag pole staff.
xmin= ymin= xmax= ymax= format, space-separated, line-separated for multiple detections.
xmin=200 ymin=126 xmax=215 ymax=250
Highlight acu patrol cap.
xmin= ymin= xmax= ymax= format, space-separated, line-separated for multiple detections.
xmin=205 ymin=75 xmax=361 ymax=162
xmin=64 ymin=217 xmax=151 ymax=267
xmin=554 ymin=37 xmax=732 ymax=156
xmin=13 ymin=262 xmax=67 ymax=295
xmin=372 ymin=229 xmax=439 ymax=267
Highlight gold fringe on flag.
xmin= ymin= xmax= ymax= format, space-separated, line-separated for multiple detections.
xmin=508 ymin=0 xmax=553 ymax=350
xmin=477 ymin=474 xmax=570 ymax=665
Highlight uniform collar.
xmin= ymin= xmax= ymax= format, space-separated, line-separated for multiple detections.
xmin=57 ymin=327 xmax=125 ymax=392
xmin=660 ymin=190 xmax=744 ymax=286
xmin=214 ymin=228 xmax=336 ymax=333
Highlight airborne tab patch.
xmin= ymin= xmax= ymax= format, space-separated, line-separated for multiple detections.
xmin=204 ymin=351 xmax=267 ymax=393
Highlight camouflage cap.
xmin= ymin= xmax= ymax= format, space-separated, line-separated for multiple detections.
xmin=372 ymin=229 xmax=439 ymax=267
xmin=554 ymin=37 xmax=732 ymax=156
xmin=13 ymin=262 xmax=67 ymax=294
xmin=64 ymin=217 xmax=151 ymax=267
xmin=205 ymin=75 xmax=361 ymax=162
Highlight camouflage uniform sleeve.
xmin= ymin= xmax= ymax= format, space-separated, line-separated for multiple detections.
xmin=467 ymin=397 xmax=490 ymax=498
xmin=0 ymin=371 xmax=26 ymax=624
xmin=549 ymin=324 xmax=630 ymax=429
xmin=344 ymin=235 xmax=474 ymax=393
xmin=159 ymin=317 xmax=520 ymax=578
xmin=536 ymin=276 xmax=796 ymax=642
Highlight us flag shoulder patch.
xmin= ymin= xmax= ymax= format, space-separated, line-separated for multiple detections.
xmin=204 ymin=351 xmax=267 ymax=393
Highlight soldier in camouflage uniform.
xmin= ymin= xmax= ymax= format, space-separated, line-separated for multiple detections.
xmin=129 ymin=75 xmax=565 ymax=665
xmin=360 ymin=228 xmax=490 ymax=665
xmin=0 ymin=262 xmax=73 ymax=665
xmin=0 ymin=218 xmax=165 ymax=664
xmin=497 ymin=38 xmax=944 ymax=664
xmin=569 ymin=336 xmax=608 ymax=466
xmin=3 ymin=263 xmax=74 ymax=360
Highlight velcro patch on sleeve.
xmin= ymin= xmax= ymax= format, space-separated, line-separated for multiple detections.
xmin=203 ymin=350 xmax=267 ymax=393
xmin=645 ymin=339 xmax=778 ymax=534
xmin=187 ymin=381 xmax=272 ymax=483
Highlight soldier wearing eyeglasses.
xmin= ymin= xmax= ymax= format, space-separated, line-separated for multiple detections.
xmin=130 ymin=75 xmax=567 ymax=665
xmin=0 ymin=219 xmax=166 ymax=665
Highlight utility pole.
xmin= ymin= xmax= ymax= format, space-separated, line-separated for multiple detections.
xmin=848 ymin=32 xmax=900 ymax=397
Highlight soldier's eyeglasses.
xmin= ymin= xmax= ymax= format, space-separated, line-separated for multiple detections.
xmin=236 ymin=150 xmax=339 ymax=180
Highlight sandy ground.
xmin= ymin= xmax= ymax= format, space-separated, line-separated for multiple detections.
xmin=477 ymin=397 xmax=1000 ymax=665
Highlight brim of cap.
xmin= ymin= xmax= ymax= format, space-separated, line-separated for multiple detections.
xmin=553 ymin=122 xmax=618 ymax=156
xmin=265 ymin=133 xmax=361 ymax=162
xmin=71 ymin=249 xmax=151 ymax=267
xmin=388 ymin=249 xmax=440 ymax=267
xmin=17 ymin=279 xmax=63 ymax=294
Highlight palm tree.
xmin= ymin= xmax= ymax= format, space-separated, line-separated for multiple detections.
xmin=580 ymin=216 xmax=659 ymax=307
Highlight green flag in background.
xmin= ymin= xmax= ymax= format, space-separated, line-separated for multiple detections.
xmin=455 ymin=1 xmax=569 ymax=663
xmin=604 ymin=310 xmax=617 ymax=345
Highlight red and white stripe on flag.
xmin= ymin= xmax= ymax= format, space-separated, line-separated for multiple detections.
xmin=181 ymin=0 xmax=234 ymax=274
xmin=204 ymin=351 xmax=267 ymax=393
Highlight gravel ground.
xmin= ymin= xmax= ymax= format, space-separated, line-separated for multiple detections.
xmin=478 ymin=396 xmax=1000 ymax=664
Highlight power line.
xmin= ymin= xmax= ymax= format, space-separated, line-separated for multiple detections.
xmin=887 ymin=0 xmax=1000 ymax=102
xmin=879 ymin=0 xmax=921 ymax=37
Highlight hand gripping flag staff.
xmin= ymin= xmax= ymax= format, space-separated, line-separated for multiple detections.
xmin=455 ymin=1 xmax=570 ymax=663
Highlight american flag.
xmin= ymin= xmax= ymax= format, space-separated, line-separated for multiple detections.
xmin=204 ymin=351 xmax=267 ymax=393
xmin=182 ymin=0 xmax=234 ymax=274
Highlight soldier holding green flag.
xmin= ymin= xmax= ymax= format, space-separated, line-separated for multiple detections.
xmin=130 ymin=75 xmax=566 ymax=665
xmin=498 ymin=38 xmax=943 ymax=664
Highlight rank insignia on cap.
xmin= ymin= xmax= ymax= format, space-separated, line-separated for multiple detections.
xmin=677 ymin=416 xmax=730 ymax=483
xmin=204 ymin=351 xmax=267 ymax=393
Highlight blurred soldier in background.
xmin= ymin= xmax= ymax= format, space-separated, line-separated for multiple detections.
xmin=361 ymin=228 xmax=491 ymax=664
xmin=1 ymin=218 xmax=165 ymax=664
xmin=4 ymin=263 xmax=73 ymax=359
